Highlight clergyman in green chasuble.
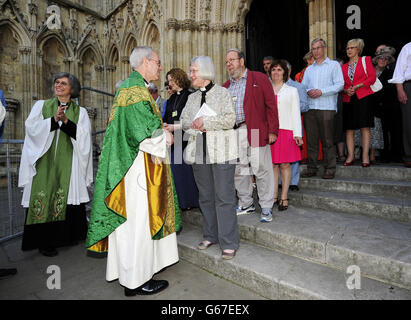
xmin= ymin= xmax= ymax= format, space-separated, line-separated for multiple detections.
xmin=86 ymin=70 xmax=182 ymax=253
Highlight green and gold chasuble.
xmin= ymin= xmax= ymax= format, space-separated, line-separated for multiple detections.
xmin=26 ymin=98 xmax=80 ymax=225
xmin=86 ymin=71 xmax=181 ymax=253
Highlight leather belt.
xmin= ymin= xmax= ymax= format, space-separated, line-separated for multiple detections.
xmin=233 ymin=122 xmax=245 ymax=129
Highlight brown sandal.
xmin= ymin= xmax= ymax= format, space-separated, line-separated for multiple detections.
xmin=222 ymin=250 xmax=236 ymax=260
xmin=197 ymin=241 xmax=214 ymax=250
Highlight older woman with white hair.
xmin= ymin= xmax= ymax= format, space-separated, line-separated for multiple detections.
xmin=180 ymin=56 xmax=239 ymax=260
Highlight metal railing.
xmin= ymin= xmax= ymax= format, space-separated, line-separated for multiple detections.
xmin=0 ymin=131 xmax=106 ymax=244
xmin=0 ymin=139 xmax=24 ymax=243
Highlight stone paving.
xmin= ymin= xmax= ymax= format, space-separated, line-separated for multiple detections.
xmin=0 ymin=236 xmax=264 ymax=300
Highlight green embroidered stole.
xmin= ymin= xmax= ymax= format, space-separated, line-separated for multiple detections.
xmin=26 ymin=98 xmax=80 ymax=225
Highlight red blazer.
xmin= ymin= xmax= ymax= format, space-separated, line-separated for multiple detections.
xmin=342 ymin=56 xmax=376 ymax=103
xmin=223 ymin=71 xmax=279 ymax=147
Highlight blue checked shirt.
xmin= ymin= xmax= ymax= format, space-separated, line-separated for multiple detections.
xmin=227 ymin=69 xmax=248 ymax=124
xmin=286 ymin=79 xmax=309 ymax=113
xmin=302 ymin=58 xmax=344 ymax=111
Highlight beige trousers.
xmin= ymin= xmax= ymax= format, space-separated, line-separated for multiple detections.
xmin=234 ymin=125 xmax=275 ymax=210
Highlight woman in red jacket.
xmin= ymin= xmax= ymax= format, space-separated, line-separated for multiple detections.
xmin=342 ymin=38 xmax=377 ymax=167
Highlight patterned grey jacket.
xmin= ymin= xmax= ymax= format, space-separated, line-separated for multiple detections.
xmin=180 ymin=84 xmax=238 ymax=164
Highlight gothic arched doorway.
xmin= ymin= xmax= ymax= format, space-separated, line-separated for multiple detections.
xmin=245 ymin=0 xmax=309 ymax=78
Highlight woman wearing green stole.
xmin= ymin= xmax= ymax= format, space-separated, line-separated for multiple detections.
xmin=19 ymin=73 xmax=93 ymax=257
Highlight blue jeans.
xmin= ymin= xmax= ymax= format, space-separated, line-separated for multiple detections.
xmin=278 ymin=161 xmax=300 ymax=186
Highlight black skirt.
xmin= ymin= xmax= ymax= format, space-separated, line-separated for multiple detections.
xmin=343 ymin=94 xmax=375 ymax=131
xmin=21 ymin=204 xmax=87 ymax=251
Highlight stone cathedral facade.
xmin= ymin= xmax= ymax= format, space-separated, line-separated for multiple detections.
xmin=0 ymin=0 xmax=334 ymax=140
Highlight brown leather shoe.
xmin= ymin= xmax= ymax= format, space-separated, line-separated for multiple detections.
xmin=322 ymin=173 xmax=335 ymax=179
xmin=404 ymin=161 xmax=411 ymax=168
xmin=301 ymin=171 xmax=317 ymax=178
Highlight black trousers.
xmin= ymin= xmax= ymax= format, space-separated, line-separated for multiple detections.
xmin=21 ymin=204 xmax=87 ymax=251
xmin=401 ymin=82 xmax=411 ymax=162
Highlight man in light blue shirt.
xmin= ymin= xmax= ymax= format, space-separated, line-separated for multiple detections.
xmin=301 ymin=38 xmax=344 ymax=179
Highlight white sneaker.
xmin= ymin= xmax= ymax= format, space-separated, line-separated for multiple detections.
xmin=236 ymin=203 xmax=256 ymax=216
xmin=260 ymin=209 xmax=273 ymax=223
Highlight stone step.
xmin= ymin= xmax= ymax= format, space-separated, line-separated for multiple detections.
xmin=299 ymin=176 xmax=411 ymax=198
xmin=300 ymin=164 xmax=411 ymax=182
xmin=288 ymin=189 xmax=411 ymax=223
xmin=178 ymin=223 xmax=411 ymax=300
xmin=182 ymin=208 xmax=411 ymax=290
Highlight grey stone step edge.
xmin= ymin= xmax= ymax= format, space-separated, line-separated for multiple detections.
xmin=178 ymin=224 xmax=411 ymax=300
xmin=288 ymin=190 xmax=411 ymax=223
xmin=299 ymin=176 xmax=411 ymax=198
xmin=300 ymin=164 xmax=411 ymax=182
xmin=182 ymin=210 xmax=411 ymax=291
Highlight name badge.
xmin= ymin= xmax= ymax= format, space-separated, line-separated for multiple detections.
xmin=232 ymin=96 xmax=237 ymax=102
xmin=172 ymin=111 xmax=178 ymax=117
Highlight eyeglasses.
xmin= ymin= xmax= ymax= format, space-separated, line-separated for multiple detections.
xmin=225 ymin=58 xmax=240 ymax=65
xmin=312 ymin=46 xmax=325 ymax=51
xmin=346 ymin=46 xmax=357 ymax=50
xmin=378 ymin=56 xmax=389 ymax=61
xmin=150 ymin=58 xmax=161 ymax=67
xmin=55 ymin=80 xmax=69 ymax=87
xmin=189 ymin=68 xmax=200 ymax=74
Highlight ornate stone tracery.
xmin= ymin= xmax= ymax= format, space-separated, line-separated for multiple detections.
xmin=0 ymin=0 xmax=334 ymax=140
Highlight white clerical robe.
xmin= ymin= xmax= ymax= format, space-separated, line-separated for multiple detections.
xmin=19 ymin=100 xmax=94 ymax=206
xmin=106 ymin=131 xmax=179 ymax=289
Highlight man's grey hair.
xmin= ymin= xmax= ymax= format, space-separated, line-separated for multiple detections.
xmin=129 ymin=46 xmax=154 ymax=70
xmin=191 ymin=56 xmax=215 ymax=81
xmin=284 ymin=60 xmax=292 ymax=71
xmin=263 ymin=56 xmax=274 ymax=62
xmin=311 ymin=38 xmax=327 ymax=48
xmin=52 ymin=72 xmax=81 ymax=99
xmin=227 ymin=48 xmax=246 ymax=63
xmin=147 ymin=82 xmax=158 ymax=93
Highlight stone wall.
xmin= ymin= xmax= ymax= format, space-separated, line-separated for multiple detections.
xmin=0 ymin=0 xmax=334 ymax=140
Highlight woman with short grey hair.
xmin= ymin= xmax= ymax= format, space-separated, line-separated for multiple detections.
xmin=180 ymin=56 xmax=239 ymax=260
xmin=19 ymin=72 xmax=93 ymax=257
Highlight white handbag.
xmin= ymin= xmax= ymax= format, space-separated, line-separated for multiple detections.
xmin=362 ymin=56 xmax=383 ymax=93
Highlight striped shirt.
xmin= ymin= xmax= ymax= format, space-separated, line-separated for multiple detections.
xmin=227 ymin=69 xmax=248 ymax=124
xmin=302 ymin=57 xmax=344 ymax=111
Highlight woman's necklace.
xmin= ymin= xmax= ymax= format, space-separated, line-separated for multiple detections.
xmin=349 ymin=58 xmax=358 ymax=68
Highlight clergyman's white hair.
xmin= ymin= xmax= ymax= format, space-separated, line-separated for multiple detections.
xmin=129 ymin=46 xmax=154 ymax=69
xmin=190 ymin=56 xmax=215 ymax=81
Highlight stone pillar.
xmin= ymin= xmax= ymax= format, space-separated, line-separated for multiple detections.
xmin=227 ymin=23 xmax=237 ymax=49
xmin=121 ymin=56 xmax=130 ymax=80
xmin=166 ymin=18 xmax=178 ymax=72
xmin=4 ymin=99 xmax=19 ymax=140
xmin=211 ymin=23 xmax=224 ymax=85
xmin=237 ymin=24 xmax=245 ymax=53
xmin=182 ymin=19 xmax=194 ymax=71
xmin=27 ymin=2 xmax=38 ymax=32
xmin=307 ymin=0 xmax=335 ymax=58
xmin=199 ymin=20 xmax=209 ymax=57
xmin=18 ymin=46 xmax=32 ymax=139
